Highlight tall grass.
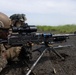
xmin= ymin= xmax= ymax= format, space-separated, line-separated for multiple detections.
xmin=37 ymin=24 xmax=76 ymax=33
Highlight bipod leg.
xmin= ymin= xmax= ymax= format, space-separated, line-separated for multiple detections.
xmin=22 ymin=60 xmax=35 ymax=75
xmin=26 ymin=48 xmax=48 ymax=75
xmin=51 ymin=47 xmax=65 ymax=60
xmin=46 ymin=47 xmax=56 ymax=74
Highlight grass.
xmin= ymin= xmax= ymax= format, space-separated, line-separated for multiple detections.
xmin=37 ymin=24 xmax=76 ymax=33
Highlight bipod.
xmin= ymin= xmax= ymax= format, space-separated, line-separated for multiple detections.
xmin=44 ymin=40 xmax=72 ymax=61
xmin=26 ymin=41 xmax=72 ymax=75
xmin=26 ymin=47 xmax=48 ymax=75
xmin=48 ymin=45 xmax=72 ymax=61
xmin=50 ymin=47 xmax=65 ymax=60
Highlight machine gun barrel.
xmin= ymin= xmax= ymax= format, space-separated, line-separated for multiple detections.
xmin=53 ymin=45 xmax=72 ymax=49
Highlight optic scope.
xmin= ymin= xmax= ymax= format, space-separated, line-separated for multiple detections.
xmin=12 ymin=24 xmax=37 ymax=33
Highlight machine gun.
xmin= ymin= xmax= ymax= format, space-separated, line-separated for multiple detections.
xmin=5 ymin=27 xmax=73 ymax=65
xmin=7 ymin=33 xmax=52 ymax=46
xmin=0 ymin=23 xmax=74 ymax=74
xmin=0 ymin=23 xmax=74 ymax=50
xmin=7 ymin=32 xmax=69 ymax=46
xmin=0 ymin=23 xmax=71 ymax=46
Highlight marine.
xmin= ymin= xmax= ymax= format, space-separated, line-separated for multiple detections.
xmin=0 ymin=12 xmax=31 ymax=72
xmin=0 ymin=12 xmax=11 ymax=71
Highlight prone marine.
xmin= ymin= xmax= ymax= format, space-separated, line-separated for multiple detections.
xmin=0 ymin=12 xmax=32 ymax=72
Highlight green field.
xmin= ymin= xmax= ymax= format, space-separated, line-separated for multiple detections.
xmin=37 ymin=24 xmax=76 ymax=33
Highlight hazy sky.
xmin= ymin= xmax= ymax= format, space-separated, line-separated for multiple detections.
xmin=0 ymin=0 xmax=76 ymax=26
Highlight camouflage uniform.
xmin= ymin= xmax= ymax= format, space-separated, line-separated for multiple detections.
xmin=9 ymin=14 xmax=32 ymax=60
xmin=4 ymin=14 xmax=27 ymax=61
xmin=0 ymin=44 xmax=7 ymax=72
xmin=0 ymin=13 xmax=31 ymax=69
xmin=0 ymin=43 xmax=21 ymax=72
xmin=5 ymin=47 xmax=20 ymax=59
xmin=0 ymin=12 xmax=10 ymax=56
xmin=0 ymin=44 xmax=5 ymax=56
xmin=0 ymin=13 xmax=27 ymax=71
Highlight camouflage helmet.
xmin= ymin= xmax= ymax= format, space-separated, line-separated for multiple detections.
xmin=10 ymin=14 xmax=27 ymax=22
xmin=0 ymin=12 xmax=11 ymax=29
xmin=21 ymin=14 xmax=27 ymax=21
